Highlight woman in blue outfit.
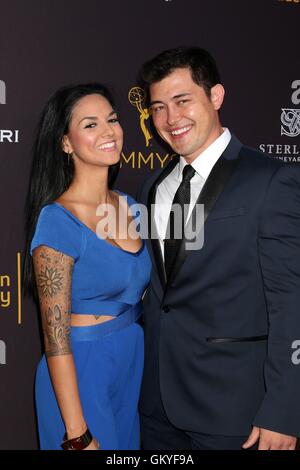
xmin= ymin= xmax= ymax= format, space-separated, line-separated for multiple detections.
xmin=23 ymin=83 xmax=151 ymax=450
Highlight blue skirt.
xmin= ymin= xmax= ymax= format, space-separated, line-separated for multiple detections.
xmin=35 ymin=306 xmax=144 ymax=450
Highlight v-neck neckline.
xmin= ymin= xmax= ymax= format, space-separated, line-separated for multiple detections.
xmin=52 ymin=192 xmax=144 ymax=256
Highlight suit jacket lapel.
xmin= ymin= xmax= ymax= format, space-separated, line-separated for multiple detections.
xmin=147 ymin=155 xmax=180 ymax=289
xmin=167 ymin=136 xmax=242 ymax=287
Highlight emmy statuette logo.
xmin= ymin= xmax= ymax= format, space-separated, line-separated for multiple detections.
xmin=121 ymin=86 xmax=175 ymax=169
xmin=128 ymin=87 xmax=152 ymax=147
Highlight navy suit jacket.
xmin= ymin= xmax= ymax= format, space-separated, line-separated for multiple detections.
xmin=138 ymin=135 xmax=300 ymax=437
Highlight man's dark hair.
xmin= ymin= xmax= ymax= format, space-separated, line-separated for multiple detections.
xmin=140 ymin=46 xmax=221 ymax=100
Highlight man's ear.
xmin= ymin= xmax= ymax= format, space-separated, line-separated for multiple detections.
xmin=210 ymin=84 xmax=225 ymax=111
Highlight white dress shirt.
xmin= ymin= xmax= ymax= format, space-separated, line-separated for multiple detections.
xmin=154 ymin=128 xmax=232 ymax=258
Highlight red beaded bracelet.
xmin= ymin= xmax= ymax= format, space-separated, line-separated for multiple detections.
xmin=61 ymin=428 xmax=93 ymax=450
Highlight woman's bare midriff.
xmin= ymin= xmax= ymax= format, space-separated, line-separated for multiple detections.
xmin=70 ymin=313 xmax=116 ymax=327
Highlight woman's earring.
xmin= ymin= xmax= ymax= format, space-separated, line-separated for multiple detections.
xmin=67 ymin=151 xmax=72 ymax=165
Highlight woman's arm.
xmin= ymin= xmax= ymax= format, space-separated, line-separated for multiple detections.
xmin=33 ymin=245 xmax=99 ymax=450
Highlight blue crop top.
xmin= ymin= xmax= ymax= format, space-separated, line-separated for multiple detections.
xmin=30 ymin=192 xmax=151 ymax=316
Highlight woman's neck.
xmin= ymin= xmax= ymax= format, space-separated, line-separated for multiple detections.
xmin=66 ymin=166 xmax=111 ymax=205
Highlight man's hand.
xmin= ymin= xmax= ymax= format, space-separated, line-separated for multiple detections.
xmin=242 ymin=426 xmax=297 ymax=450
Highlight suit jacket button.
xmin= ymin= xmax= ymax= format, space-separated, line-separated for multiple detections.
xmin=162 ymin=305 xmax=170 ymax=313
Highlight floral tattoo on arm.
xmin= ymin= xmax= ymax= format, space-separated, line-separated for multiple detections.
xmin=38 ymin=267 xmax=63 ymax=297
xmin=33 ymin=247 xmax=74 ymax=357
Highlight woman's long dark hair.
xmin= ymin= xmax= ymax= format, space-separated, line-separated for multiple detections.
xmin=23 ymin=83 xmax=120 ymax=298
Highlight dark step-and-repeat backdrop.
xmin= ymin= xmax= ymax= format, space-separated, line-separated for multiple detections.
xmin=0 ymin=0 xmax=299 ymax=449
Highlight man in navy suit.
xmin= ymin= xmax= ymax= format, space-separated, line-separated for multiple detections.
xmin=138 ymin=47 xmax=300 ymax=450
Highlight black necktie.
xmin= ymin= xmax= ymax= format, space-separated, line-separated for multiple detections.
xmin=164 ymin=164 xmax=196 ymax=280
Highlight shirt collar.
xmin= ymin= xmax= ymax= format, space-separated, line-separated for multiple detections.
xmin=177 ymin=128 xmax=231 ymax=181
